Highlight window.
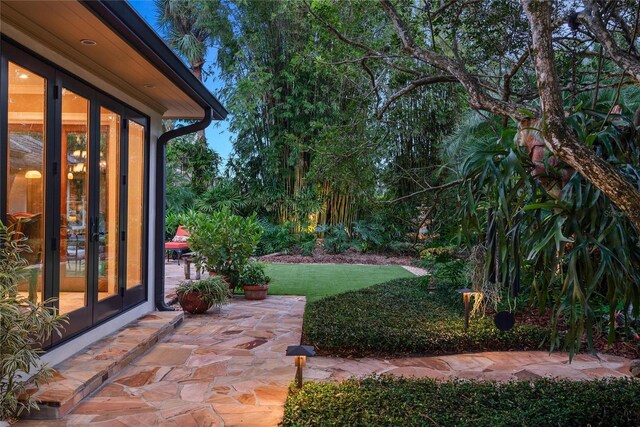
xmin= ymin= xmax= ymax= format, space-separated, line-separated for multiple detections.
xmin=1 ymin=39 xmax=149 ymax=345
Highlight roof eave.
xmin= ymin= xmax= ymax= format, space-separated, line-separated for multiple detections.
xmin=80 ymin=0 xmax=227 ymax=121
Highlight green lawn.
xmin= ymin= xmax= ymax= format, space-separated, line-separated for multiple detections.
xmin=264 ymin=263 xmax=414 ymax=302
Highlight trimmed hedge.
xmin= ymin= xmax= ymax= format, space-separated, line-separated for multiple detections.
xmin=303 ymin=278 xmax=547 ymax=356
xmin=282 ymin=376 xmax=640 ymax=427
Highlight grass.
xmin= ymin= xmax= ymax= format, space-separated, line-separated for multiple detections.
xmin=282 ymin=376 xmax=640 ymax=427
xmin=263 ymin=263 xmax=414 ymax=302
xmin=303 ymin=277 xmax=547 ymax=356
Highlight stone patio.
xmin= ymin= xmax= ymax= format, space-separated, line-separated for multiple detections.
xmin=19 ymin=295 xmax=305 ymax=427
xmin=16 ymin=262 xmax=636 ymax=426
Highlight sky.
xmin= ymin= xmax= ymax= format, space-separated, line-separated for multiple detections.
xmin=128 ymin=0 xmax=234 ymax=163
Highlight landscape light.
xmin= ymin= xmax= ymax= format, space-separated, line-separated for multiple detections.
xmin=457 ymin=288 xmax=478 ymax=332
xmin=286 ymin=345 xmax=316 ymax=388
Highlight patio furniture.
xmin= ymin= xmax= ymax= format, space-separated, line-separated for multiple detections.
xmin=165 ymin=225 xmax=190 ymax=265
xmin=182 ymin=253 xmax=201 ymax=280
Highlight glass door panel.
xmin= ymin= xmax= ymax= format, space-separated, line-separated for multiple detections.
xmin=6 ymin=61 xmax=46 ymax=304
xmin=59 ymin=89 xmax=89 ymax=315
xmin=126 ymin=120 xmax=145 ymax=290
xmin=98 ymin=107 xmax=120 ymax=301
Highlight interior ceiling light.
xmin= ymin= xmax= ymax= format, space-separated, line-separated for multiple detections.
xmin=80 ymin=39 xmax=97 ymax=46
xmin=25 ymin=170 xmax=42 ymax=179
xmin=143 ymin=84 xmax=156 ymax=89
xmin=18 ymin=73 xmax=29 ymax=79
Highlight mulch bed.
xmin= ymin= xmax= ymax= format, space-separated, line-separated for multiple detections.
xmin=257 ymin=248 xmax=416 ymax=266
xmin=511 ymin=307 xmax=640 ymax=359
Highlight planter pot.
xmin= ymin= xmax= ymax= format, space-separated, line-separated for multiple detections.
xmin=177 ymin=291 xmax=213 ymax=314
xmin=243 ymin=284 xmax=269 ymax=300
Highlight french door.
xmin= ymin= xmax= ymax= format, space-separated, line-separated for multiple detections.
xmin=1 ymin=39 xmax=148 ymax=347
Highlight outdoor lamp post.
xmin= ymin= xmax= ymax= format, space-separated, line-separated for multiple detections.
xmin=286 ymin=345 xmax=316 ymax=388
xmin=457 ymin=288 xmax=475 ymax=332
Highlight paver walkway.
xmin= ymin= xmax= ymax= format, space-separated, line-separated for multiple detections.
xmin=306 ymin=351 xmax=632 ymax=383
xmin=401 ymin=265 xmax=429 ymax=276
xmin=19 ymin=296 xmax=305 ymax=427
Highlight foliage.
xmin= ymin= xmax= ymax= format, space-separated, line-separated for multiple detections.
xmin=282 ymin=376 xmax=640 ymax=427
xmin=175 ymin=276 xmax=229 ymax=307
xmin=256 ymin=222 xmax=296 ymax=255
xmin=238 ymin=262 xmax=271 ymax=287
xmin=0 ymin=221 xmax=65 ymax=420
xmin=419 ymin=246 xmax=457 ymax=263
xmin=457 ymin=95 xmax=640 ymax=357
xmin=184 ymin=207 xmax=263 ymax=285
xmin=303 ymin=278 xmax=546 ymax=357
xmin=316 ymin=224 xmax=351 ymax=254
xmin=165 ymin=133 xmax=221 ymax=204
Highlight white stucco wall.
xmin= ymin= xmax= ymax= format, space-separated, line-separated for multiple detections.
xmin=2 ymin=22 xmax=164 ymax=368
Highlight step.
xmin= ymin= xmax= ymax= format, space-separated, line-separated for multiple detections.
xmin=22 ymin=311 xmax=184 ymax=420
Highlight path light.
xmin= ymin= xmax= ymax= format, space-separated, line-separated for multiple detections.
xmin=286 ymin=345 xmax=315 ymax=388
xmin=457 ymin=288 xmax=478 ymax=332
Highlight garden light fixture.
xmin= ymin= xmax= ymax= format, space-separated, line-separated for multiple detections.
xmin=286 ymin=345 xmax=315 ymax=388
xmin=457 ymin=288 xmax=477 ymax=332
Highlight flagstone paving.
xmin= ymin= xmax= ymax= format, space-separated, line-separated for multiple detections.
xmin=17 ymin=263 xmax=635 ymax=426
xmin=18 ymin=296 xmax=305 ymax=427
xmin=306 ymin=351 xmax=633 ymax=383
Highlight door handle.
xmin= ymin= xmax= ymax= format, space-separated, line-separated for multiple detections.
xmin=90 ymin=217 xmax=100 ymax=242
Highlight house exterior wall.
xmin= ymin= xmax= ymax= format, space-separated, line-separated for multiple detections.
xmin=1 ymin=21 xmax=163 ymax=367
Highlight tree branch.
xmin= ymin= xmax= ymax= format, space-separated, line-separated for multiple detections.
xmin=378 ymin=0 xmax=531 ymax=120
xmin=579 ymin=0 xmax=640 ymax=82
xmin=382 ymin=180 xmax=463 ymax=204
xmin=523 ymin=0 xmax=640 ymax=231
xmin=377 ymin=75 xmax=458 ymax=119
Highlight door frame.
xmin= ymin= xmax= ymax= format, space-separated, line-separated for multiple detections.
xmin=0 ymin=36 xmax=151 ymax=348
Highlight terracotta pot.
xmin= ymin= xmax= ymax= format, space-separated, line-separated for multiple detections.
xmin=177 ymin=291 xmax=212 ymax=314
xmin=243 ymin=284 xmax=269 ymax=300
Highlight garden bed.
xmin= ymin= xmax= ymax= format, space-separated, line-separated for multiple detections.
xmin=258 ymin=247 xmax=415 ymax=266
xmin=303 ymin=278 xmax=548 ymax=357
xmin=282 ymin=376 xmax=640 ymax=427
xmin=302 ymin=277 xmax=639 ymax=358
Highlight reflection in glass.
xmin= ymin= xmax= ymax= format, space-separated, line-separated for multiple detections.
xmin=98 ymin=108 xmax=120 ymax=300
xmin=60 ymin=89 xmax=89 ymax=314
xmin=127 ymin=121 xmax=145 ymax=289
xmin=7 ymin=62 xmax=46 ymax=304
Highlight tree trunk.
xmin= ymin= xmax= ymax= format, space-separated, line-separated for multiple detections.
xmin=522 ymin=0 xmax=640 ymax=231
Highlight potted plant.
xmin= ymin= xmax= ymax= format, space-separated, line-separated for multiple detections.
xmin=176 ymin=276 xmax=229 ymax=314
xmin=239 ymin=262 xmax=271 ymax=300
xmin=184 ymin=207 xmax=263 ymax=289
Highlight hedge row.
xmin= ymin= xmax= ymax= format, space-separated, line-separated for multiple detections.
xmin=303 ymin=278 xmax=547 ymax=357
xmin=282 ymin=376 xmax=640 ymax=427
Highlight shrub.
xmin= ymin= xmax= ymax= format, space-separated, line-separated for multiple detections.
xmin=0 ymin=221 xmax=65 ymax=420
xmin=256 ymin=221 xmax=294 ymax=255
xmin=238 ymin=262 xmax=271 ymax=287
xmin=184 ymin=207 xmax=263 ymax=285
xmin=303 ymin=278 xmax=546 ymax=357
xmin=317 ymin=224 xmax=351 ymax=254
xmin=282 ymin=376 xmax=640 ymax=427
xmin=419 ymin=245 xmax=457 ymax=262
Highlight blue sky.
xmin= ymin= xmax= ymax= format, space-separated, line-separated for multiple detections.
xmin=128 ymin=0 xmax=234 ymax=163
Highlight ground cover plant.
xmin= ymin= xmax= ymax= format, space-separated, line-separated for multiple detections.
xmin=303 ymin=277 xmax=547 ymax=356
xmin=264 ymin=263 xmax=414 ymax=302
xmin=281 ymin=376 xmax=640 ymax=427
